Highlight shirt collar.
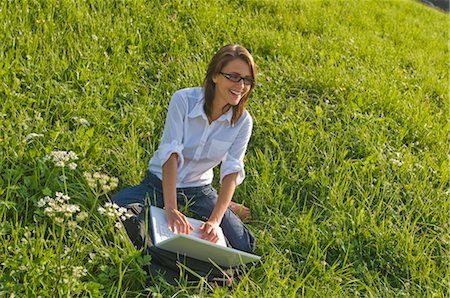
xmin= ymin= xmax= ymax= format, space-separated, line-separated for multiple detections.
xmin=187 ymin=98 xmax=205 ymax=120
xmin=188 ymin=98 xmax=233 ymax=125
xmin=219 ymin=108 xmax=233 ymax=125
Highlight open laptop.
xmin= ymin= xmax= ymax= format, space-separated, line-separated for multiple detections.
xmin=150 ymin=206 xmax=260 ymax=267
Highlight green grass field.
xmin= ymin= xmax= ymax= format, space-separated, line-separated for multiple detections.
xmin=1 ymin=0 xmax=449 ymax=296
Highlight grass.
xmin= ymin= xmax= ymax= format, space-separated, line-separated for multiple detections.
xmin=0 ymin=0 xmax=449 ymax=296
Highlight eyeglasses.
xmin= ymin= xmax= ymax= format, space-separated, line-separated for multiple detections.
xmin=220 ymin=72 xmax=254 ymax=86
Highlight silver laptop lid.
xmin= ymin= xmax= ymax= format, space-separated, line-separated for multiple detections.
xmin=149 ymin=206 xmax=260 ymax=267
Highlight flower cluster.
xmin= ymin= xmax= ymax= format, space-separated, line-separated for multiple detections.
xmin=49 ymin=264 xmax=88 ymax=287
xmin=3 ymin=231 xmax=90 ymax=294
xmin=44 ymin=150 xmax=79 ymax=169
xmin=72 ymin=116 xmax=91 ymax=128
xmin=72 ymin=266 xmax=88 ymax=279
xmin=37 ymin=192 xmax=88 ymax=229
xmin=25 ymin=133 xmax=44 ymax=142
xmin=84 ymin=172 xmax=119 ymax=194
xmin=98 ymin=202 xmax=132 ymax=229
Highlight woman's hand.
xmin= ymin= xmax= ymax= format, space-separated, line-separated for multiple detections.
xmin=164 ymin=208 xmax=194 ymax=234
xmin=199 ymin=221 xmax=220 ymax=243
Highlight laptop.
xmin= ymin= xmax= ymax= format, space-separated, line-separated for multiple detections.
xmin=149 ymin=206 xmax=260 ymax=267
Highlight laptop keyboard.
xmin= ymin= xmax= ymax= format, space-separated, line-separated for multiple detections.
xmin=156 ymin=221 xmax=174 ymax=242
xmin=151 ymin=206 xmax=227 ymax=247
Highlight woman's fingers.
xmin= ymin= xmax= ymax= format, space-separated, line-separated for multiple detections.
xmin=177 ymin=215 xmax=192 ymax=234
xmin=179 ymin=215 xmax=192 ymax=234
xmin=200 ymin=222 xmax=219 ymax=243
xmin=165 ymin=209 xmax=193 ymax=234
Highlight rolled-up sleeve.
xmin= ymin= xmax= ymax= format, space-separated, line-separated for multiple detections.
xmin=156 ymin=140 xmax=184 ymax=168
xmin=156 ymin=91 xmax=187 ymax=168
xmin=220 ymin=114 xmax=253 ymax=185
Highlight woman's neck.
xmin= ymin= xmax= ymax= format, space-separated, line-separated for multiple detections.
xmin=208 ymin=99 xmax=230 ymax=123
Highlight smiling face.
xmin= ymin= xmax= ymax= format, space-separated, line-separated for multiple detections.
xmin=203 ymin=44 xmax=256 ymax=125
xmin=212 ymin=58 xmax=252 ymax=109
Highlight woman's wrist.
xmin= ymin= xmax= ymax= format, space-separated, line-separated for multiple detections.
xmin=207 ymin=217 xmax=221 ymax=226
xmin=208 ymin=173 xmax=238 ymax=225
xmin=163 ymin=199 xmax=178 ymax=211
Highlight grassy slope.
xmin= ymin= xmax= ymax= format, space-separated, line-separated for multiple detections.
xmin=0 ymin=0 xmax=448 ymax=296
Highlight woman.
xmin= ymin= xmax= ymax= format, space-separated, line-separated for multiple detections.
xmin=112 ymin=44 xmax=256 ymax=253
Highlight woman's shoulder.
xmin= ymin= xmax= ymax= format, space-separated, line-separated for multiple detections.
xmin=236 ymin=108 xmax=253 ymax=128
xmin=173 ymin=87 xmax=204 ymax=101
xmin=170 ymin=87 xmax=204 ymax=113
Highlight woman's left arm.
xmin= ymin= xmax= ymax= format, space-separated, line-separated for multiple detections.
xmin=200 ymin=112 xmax=253 ymax=242
xmin=200 ymin=172 xmax=238 ymax=243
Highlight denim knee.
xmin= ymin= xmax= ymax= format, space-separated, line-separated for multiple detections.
xmin=221 ymin=209 xmax=256 ymax=253
xmin=181 ymin=185 xmax=256 ymax=253
xmin=111 ymin=175 xmax=162 ymax=208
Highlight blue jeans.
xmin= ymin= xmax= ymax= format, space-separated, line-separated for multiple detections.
xmin=111 ymin=172 xmax=256 ymax=253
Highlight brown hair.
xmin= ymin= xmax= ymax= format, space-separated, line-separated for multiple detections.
xmin=203 ymin=44 xmax=256 ymax=125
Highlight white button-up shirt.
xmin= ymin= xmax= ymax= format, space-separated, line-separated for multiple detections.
xmin=148 ymin=87 xmax=253 ymax=188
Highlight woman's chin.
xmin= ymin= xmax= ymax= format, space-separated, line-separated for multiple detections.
xmin=228 ymin=95 xmax=242 ymax=105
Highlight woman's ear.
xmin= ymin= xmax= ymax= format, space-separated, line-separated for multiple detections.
xmin=212 ymin=74 xmax=218 ymax=84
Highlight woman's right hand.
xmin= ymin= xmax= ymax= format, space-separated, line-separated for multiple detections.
xmin=164 ymin=208 xmax=194 ymax=234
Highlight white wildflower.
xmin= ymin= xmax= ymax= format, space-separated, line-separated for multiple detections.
xmin=98 ymin=201 xmax=133 ymax=229
xmin=25 ymin=133 xmax=44 ymax=142
xmin=89 ymin=253 xmax=96 ymax=262
xmin=37 ymin=197 xmax=49 ymax=207
xmin=73 ymin=117 xmax=91 ymax=127
xmin=85 ymin=173 xmax=96 ymax=188
xmin=55 ymin=161 xmax=65 ymax=167
xmin=68 ymin=220 xmax=78 ymax=229
xmin=84 ymin=171 xmax=119 ymax=195
xmin=68 ymin=163 xmax=77 ymax=170
xmin=66 ymin=204 xmax=80 ymax=213
xmin=76 ymin=211 xmax=88 ymax=222
xmin=390 ymin=158 xmax=403 ymax=167
xmin=44 ymin=150 xmax=79 ymax=169
xmin=37 ymin=191 xmax=83 ymax=227
xmin=78 ymin=118 xmax=91 ymax=127
xmin=72 ymin=266 xmax=88 ymax=278
xmin=44 ymin=207 xmax=54 ymax=215
xmin=67 ymin=151 xmax=78 ymax=160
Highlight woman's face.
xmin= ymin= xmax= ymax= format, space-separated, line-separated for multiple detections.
xmin=213 ymin=58 xmax=253 ymax=108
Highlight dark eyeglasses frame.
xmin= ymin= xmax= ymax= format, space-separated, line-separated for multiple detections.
xmin=220 ymin=72 xmax=254 ymax=86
